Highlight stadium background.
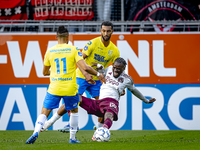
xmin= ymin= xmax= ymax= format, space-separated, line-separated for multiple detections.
xmin=0 ymin=0 xmax=200 ymax=131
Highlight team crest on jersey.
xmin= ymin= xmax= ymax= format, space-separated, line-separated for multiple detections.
xmin=78 ymin=52 xmax=82 ymax=57
xmin=118 ymin=77 xmax=124 ymax=83
xmin=108 ymin=50 xmax=113 ymax=57
xmin=76 ymin=47 xmax=80 ymax=51
xmin=84 ymin=45 xmax=88 ymax=51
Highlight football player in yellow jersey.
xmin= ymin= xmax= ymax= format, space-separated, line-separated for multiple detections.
xmin=41 ymin=21 xmax=120 ymax=133
xmin=26 ymin=26 xmax=105 ymax=144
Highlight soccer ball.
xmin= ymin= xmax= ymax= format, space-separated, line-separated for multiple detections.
xmin=94 ymin=127 xmax=111 ymax=142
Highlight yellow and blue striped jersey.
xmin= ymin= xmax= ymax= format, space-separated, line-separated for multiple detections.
xmin=44 ymin=43 xmax=83 ymax=96
xmin=76 ymin=36 xmax=120 ymax=80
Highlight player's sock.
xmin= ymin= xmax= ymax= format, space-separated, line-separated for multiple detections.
xmin=48 ymin=112 xmax=61 ymax=124
xmin=97 ymin=122 xmax=103 ymax=128
xmin=67 ymin=110 xmax=71 ymax=117
xmin=70 ymin=112 xmax=78 ymax=140
xmin=102 ymin=118 xmax=112 ymax=129
xmin=34 ymin=114 xmax=47 ymax=134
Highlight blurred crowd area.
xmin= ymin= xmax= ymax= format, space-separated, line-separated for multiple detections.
xmin=0 ymin=0 xmax=200 ymax=32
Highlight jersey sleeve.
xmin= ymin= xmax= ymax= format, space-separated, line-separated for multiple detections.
xmin=82 ymin=40 xmax=94 ymax=56
xmin=44 ymin=50 xmax=50 ymax=66
xmin=75 ymin=47 xmax=84 ymax=62
xmin=126 ymin=77 xmax=149 ymax=104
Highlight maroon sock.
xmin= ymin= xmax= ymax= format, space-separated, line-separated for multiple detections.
xmin=102 ymin=118 xmax=112 ymax=129
xmin=67 ymin=110 xmax=71 ymax=117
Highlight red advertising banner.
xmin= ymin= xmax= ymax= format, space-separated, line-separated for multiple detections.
xmin=0 ymin=0 xmax=28 ymax=20
xmin=31 ymin=0 xmax=94 ymax=20
xmin=0 ymin=33 xmax=200 ymax=84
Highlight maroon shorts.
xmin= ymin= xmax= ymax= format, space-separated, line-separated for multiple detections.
xmin=80 ymin=96 xmax=119 ymax=121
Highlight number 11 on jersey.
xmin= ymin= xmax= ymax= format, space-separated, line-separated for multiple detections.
xmin=54 ymin=57 xmax=67 ymax=74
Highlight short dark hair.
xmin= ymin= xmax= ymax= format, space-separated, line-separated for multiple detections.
xmin=57 ymin=26 xmax=68 ymax=37
xmin=114 ymin=57 xmax=127 ymax=67
xmin=101 ymin=21 xmax=113 ymax=29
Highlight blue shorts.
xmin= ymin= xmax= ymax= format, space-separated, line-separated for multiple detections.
xmin=76 ymin=77 xmax=102 ymax=98
xmin=43 ymin=92 xmax=79 ymax=111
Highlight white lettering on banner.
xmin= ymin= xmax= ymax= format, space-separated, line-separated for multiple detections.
xmin=74 ymin=41 xmax=89 ymax=49
xmin=153 ymin=40 xmax=176 ymax=77
xmin=117 ymin=40 xmax=176 ymax=77
xmin=132 ymin=87 xmax=169 ymax=130
xmin=47 ymin=41 xmax=58 ymax=50
xmin=117 ymin=40 xmax=150 ymax=76
xmin=140 ymin=87 xmax=169 ymax=130
xmin=0 ymin=88 xmax=34 ymax=130
xmin=168 ymin=87 xmax=200 ymax=130
xmin=132 ymin=88 xmax=142 ymax=130
xmin=47 ymin=41 xmax=73 ymax=50
xmin=7 ymin=41 xmax=45 ymax=78
xmin=0 ymin=55 xmax=7 ymax=64
xmin=37 ymin=88 xmax=47 ymax=117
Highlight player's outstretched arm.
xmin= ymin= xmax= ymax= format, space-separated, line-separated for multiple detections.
xmin=148 ymin=98 xmax=156 ymax=103
xmin=77 ymin=59 xmax=106 ymax=83
xmin=128 ymin=84 xmax=156 ymax=104
xmin=77 ymin=63 xmax=96 ymax=84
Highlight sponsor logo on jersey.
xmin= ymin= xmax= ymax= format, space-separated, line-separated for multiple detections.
xmin=84 ymin=45 xmax=88 ymax=51
xmin=50 ymin=48 xmax=71 ymax=53
xmin=106 ymin=76 xmax=119 ymax=86
xmin=98 ymin=47 xmax=103 ymax=50
xmin=78 ymin=52 xmax=82 ymax=57
xmin=94 ymin=53 xmax=109 ymax=63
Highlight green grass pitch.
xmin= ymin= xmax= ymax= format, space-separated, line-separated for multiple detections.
xmin=0 ymin=130 xmax=200 ymax=150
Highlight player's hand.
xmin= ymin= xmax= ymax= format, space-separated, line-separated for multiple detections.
xmin=120 ymin=90 xmax=126 ymax=96
xmin=97 ymin=73 xmax=106 ymax=83
xmin=148 ymin=98 xmax=156 ymax=103
xmin=85 ymin=73 xmax=96 ymax=84
xmin=91 ymin=62 xmax=104 ymax=70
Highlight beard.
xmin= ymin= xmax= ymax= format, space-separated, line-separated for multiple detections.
xmin=102 ymin=34 xmax=111 ymax=41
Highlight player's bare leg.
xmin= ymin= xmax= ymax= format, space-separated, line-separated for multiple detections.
xmin=102 ymin=111 xmax=114 ymax=129
xmin=92 ymin=111 xmax=114 ymax=141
